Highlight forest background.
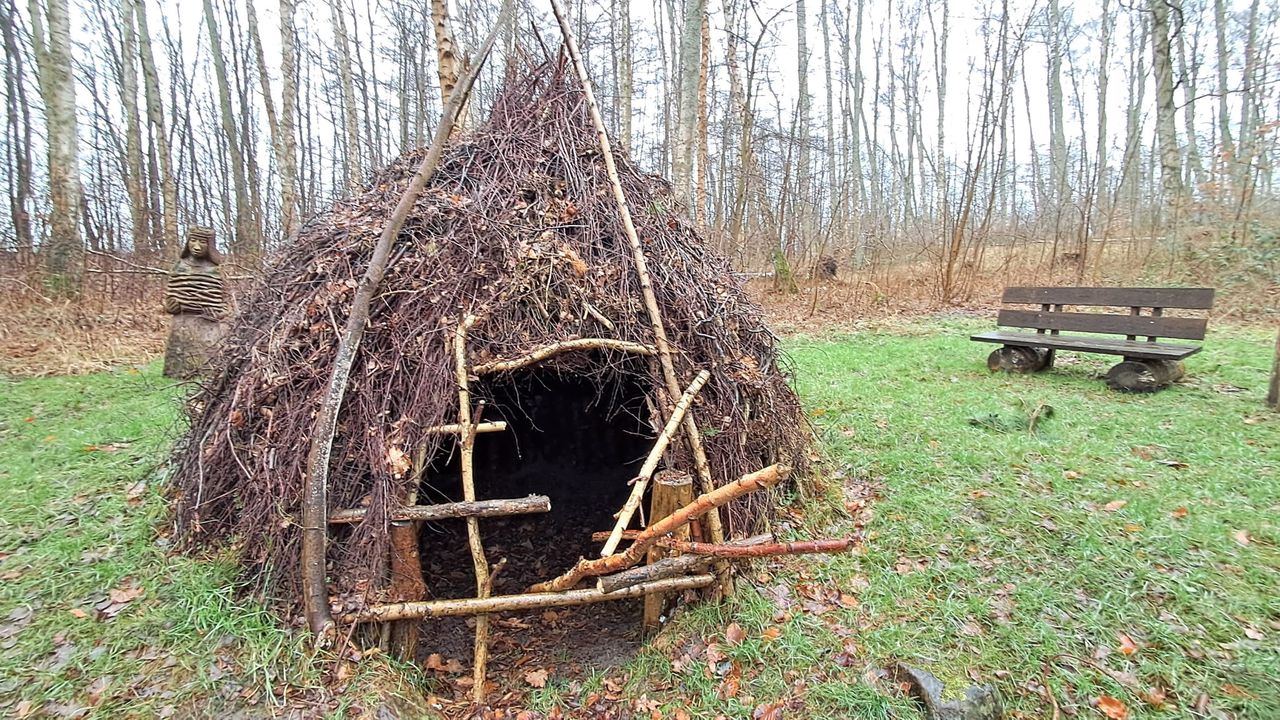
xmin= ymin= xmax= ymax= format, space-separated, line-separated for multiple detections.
xmin=1 ymin=0 xmax=1277 ymax=373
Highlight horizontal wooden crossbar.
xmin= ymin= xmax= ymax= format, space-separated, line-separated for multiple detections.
xmin=996 ymin=309 xmax=1208 ymax=340
xmin=422 ymin=421 xmax=507 ymax=435
xmin=1001 ymin=286 xmax=1215 ymax=309
xmin=328 ymin=495 xmax=551 ymax=525
xmin=345 ymin=573 xmax=715 ymax=623
xmin=971 ymin=331 xmax=1203 ymax=360
xmin=472 ymin=338 xmax=656 ymax=374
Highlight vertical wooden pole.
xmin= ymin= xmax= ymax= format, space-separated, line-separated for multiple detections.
xmin=454 ymin=315 xmax=492 ymax=704
xmin=643 ymin=471 xmax=694 ymax=634
xmin=547 ymin=0 xmax=732 ymax=596
xmin=1268 ymin=326 xmax=1279 ymax=409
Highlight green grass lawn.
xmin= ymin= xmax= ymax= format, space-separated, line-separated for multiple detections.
xmin=1 ymin=318 xmax=1276 ymax=719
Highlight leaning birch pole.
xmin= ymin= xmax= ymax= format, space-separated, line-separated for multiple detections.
xmin=601 ymin=369 xmax=710 ymax=556
xmin=548 ymin=0 xmax=732 ymax=594
xmin=299 ymin=0 xmax=513 ymax=641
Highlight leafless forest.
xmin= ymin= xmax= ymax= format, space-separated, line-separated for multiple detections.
xmin=2 ymin=0 xmax=1278 ymax=307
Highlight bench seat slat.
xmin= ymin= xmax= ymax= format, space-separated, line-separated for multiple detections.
xmin=971 ymin=331 xmax=1203 ymax=360
xmin=997 ymin=309 xmax=1208 ymax=340
xmin=1002 ymin=287 xmax=1215 ymax=309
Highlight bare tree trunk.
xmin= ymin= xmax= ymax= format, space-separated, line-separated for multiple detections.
xmin=1116 ymin=11 xmax=1149 ymax=219
xmin=132 ymin=0 xmax=176 ymax=255
xmin=695 ymin=11 xmax=710 ymax=225
xmin=1213 ymin=0 xmax=1234 ymax=189
xmin=671 ymin=0 xmax=705 ymax=203
xmin=618 ymin=0 xmax=632 ymax=147
xmin=794 ymin=0 xmax=811 ymax=233
xmin=203 ymin=0 xmax=257 ymax=257
xmin=329 ymin=0 xmax=363 ymax=192
xmin=2 ymin=0 xmax=34 ymax=259
xmin=1083 ymin=0 xmax=1113 ymax=280
xmin=245 ymin=0 xmax=285 ymax=248
xmin=29 ymin=0 xmax=84 ymax=294
xmin=820 ymin=0 xmax=836 ymax=240
xmin=430 ymin=0 xmax=463 ymax=112
xmin=1047 ymin=0 xmax=1069 ymax=249
xmin=116 ymin=0 xmax=150 ymax=254
xmin=1150 ymin=0 xmax=1186 ymax=216
xmin=278 ymin=0 xmax=301 ymax=243
xmin=929 ymin=0 xmax=949 ymax=264
xmin=1175 ymin=5 xmax=1204 ymax=194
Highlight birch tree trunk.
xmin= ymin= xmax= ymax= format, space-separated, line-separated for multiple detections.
xmin=695 ymin=11 xmax=710 ymax=225
xmin=671 ymin=0 xmax=705 ymax=204
xmin=430 ymin=0 xmax=463 ymax=113
xmin=29 ymin=0 xmax=84 ymax=294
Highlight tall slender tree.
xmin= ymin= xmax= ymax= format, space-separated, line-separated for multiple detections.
xmin=29 ymin=0 xmax=84 ymax=293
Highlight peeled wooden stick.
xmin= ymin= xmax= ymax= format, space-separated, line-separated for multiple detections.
xmin=658 ymin=537 xmax=857 ymax=557
xmin=601 ymin=369 xmax=710 ymax=556
xmin=421 ymin=421 xmax=507 ymax=435
xmin=547 ymin=0 xmax=730 ymax=594
xmin=472 ymin=338 xmax=656 ymax=374
xmin=528 ymin=464 xmax=789 ymax=593
xmin=298 ymin=0 xmax=512 ymax=641
xmin=453 ymin=315 xmax=492 ymax=704
xmin=348 ymin=574 xmax=715 ymax=624
xmin=327 ymin=495 xmax=550 ymax=525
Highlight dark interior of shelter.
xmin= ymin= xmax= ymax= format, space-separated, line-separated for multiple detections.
xmin=412 ymin=367 xmax=658 ymax=666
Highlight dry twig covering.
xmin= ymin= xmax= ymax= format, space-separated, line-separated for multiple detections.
xmin=168 ymin=59 xmax=807 ymax=612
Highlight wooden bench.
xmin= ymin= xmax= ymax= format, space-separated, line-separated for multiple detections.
xmin=971 ymin=287 xmax=1215 ymax=391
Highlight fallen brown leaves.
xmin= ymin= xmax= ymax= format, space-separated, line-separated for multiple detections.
xmin=1095 ymin=694 xmax=1129 ymax=719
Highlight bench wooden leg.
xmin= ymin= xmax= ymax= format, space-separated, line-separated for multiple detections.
xmin=987 ymin=346 xmax=1052 ymax=374
xmin=1105 ymin=358 xmax=1184 ymax=392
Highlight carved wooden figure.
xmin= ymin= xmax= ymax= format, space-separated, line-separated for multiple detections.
xmin=162 ymin=227 xmax=230 ymax=378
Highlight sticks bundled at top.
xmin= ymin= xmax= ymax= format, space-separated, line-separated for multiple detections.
xmin=167 ymin=55 xmax=809 ymax=612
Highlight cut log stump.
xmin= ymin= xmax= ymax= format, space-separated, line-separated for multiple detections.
xmin=1105 ymin=358 xmax=1184 ymax=392
xmin=986 ymin=345 xmax=1051 ymax=373
xmin=387 ymin=520 xmax=425 ymax=659
xmin=642 ymin=471 xmax=693 ymax=635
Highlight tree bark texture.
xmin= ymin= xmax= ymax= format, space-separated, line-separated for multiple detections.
xmin=30 ymin=0 xmax=84 ymax=294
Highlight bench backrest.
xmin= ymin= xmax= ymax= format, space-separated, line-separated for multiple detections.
xmin=997 ymin=287 xmax=1215 ymax=342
